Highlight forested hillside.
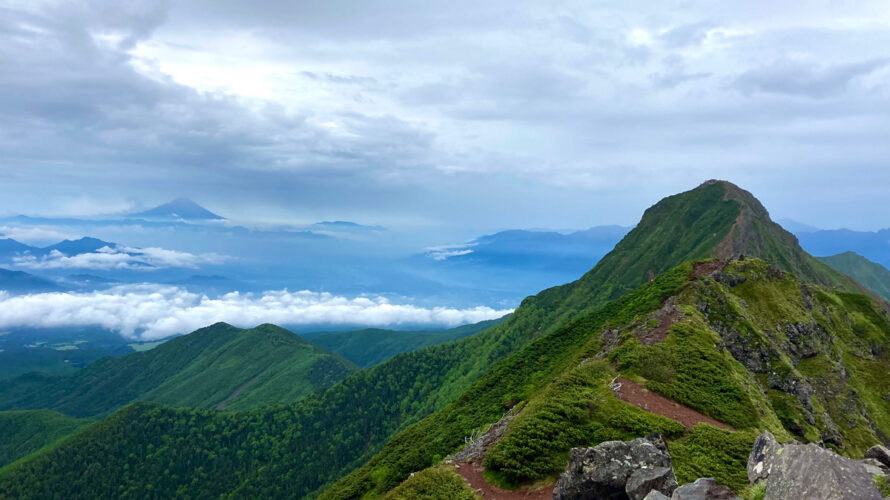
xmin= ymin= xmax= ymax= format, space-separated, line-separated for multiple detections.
xmin=0 ymin=410 xmax=91 ymax=468
xmin=310 ymin=317 xmax=507 ymax=367
xmin=0 ymin=323 xmax=356 ymax=417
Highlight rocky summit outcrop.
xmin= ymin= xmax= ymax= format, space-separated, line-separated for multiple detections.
xmin=747 ymin=431 xmax=885 ymax=500
xmin=554 ymin=433 xmax=677 ymax=500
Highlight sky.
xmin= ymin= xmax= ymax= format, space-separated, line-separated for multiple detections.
xmin=1 ymin=0 xmax=890 ymax=232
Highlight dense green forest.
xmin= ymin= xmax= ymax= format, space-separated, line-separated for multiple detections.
xmin=0 ymin=323 xmax=356 ymax=417
xmin=1 ymin=181 xmax=886 ymax=499
xmin=309 ymin=317 xmax=507 ymax=367
xmin=0 ymin=410 xmax=91 ymax=468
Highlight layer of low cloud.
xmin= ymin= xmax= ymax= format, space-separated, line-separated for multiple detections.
xmin=0 ymin=286 xmax=513 ymax=340
xmin=12 ymin=246 xmax=229 ymax=270
xmin=0 ymin=226 xmax=77 ymax=245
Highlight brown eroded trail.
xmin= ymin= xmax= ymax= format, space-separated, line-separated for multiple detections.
xmin=455 ymin=461 xmax=553 ymax=500
xmin=614 ymin=377 xmax=734 ymax=431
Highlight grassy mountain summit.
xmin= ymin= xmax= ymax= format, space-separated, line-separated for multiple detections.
xmin=1 ymin=180 xmax=884 ymax=499
xmin=570 ymin=180 xmax=856 ymax=306
xmin=0 ymin=323 xmax=356 ymax=417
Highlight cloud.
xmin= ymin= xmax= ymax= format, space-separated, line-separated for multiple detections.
xmin=734 ymin=58 xmax=890 ymax=98
xmin=656 ymin=22 xmax=714 ymax=48
xmin=424 ymin=243 xmax=477 ymax=261
xmin=0 ymin=226 xmax=76 ymax=244
xmin=12 ymin=246 xmax=228 ymax=270
xmin=0 ymin=1 xmax=889 ymax=232
xmin=0 ymin=286 xmax=513 ymax=340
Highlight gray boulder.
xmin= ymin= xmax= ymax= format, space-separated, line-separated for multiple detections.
xmin=861 ymin=458 xmax=889 ymax=478
xmin=644 ymin=491 xmax=671 ymax=500
xmin=671 ymin=478 xmax=738 ymax=500
xmin=626 ymin=467 xmax=678 ymax=500
xmin=747 ymin=431 xmax=783 ymax=483
xmin=747 ymin=430 xmax=883 ymax=500
xmin=866 ymin=445 xmax=890 ymax=468
xmin=553 ymin=433 xmax=677 ymax=500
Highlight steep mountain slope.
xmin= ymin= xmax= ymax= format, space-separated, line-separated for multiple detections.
xmin=0 ymin=180 xmax=872 ymax=498
xmin=329 ymin=258 xmax=890 ymax=498
xmin=0 ymin=323 xmax=356 ymax=417
xmin=820 ymin=251 xmax=890 ymax=300
xmin=0 ymin=410 xmax=91 ymax=468
xmin=310 ymin=317 xmax=508 ymax=367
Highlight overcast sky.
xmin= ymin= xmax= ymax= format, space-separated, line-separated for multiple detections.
xmin=2 ymin=0 xmax=889 ymax=232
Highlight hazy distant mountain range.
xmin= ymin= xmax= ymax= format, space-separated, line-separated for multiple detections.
xmin=0 ymin=198 xmax=887 ymax=342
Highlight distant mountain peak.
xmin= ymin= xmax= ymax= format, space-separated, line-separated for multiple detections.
xmin=129 ymin=198 xmax=224 ymax=221
xmin=44 ymin=237 xmax=116 ymax=255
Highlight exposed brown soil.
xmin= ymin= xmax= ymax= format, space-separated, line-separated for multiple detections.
xmin=216 ymin=369 xmax=268 ymax=411
xmin=691 ymin=259 xmax=726 ymax=279
xmin=614 ymin=377 xmax=734 ymax=431
xmin=455 ymin=461 xmax=554 ymax=500
xmin=636 ymin=304 xmax=682 ymax=346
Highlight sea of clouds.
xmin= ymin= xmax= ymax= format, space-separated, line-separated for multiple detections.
xmin=12 ymin=246 xmax=229 ymax=271
xmin=0 ymin=286 xmax=513 ymax=341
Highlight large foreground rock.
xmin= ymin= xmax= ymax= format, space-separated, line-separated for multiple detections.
xmin=747 ymin=431 xmax=883 ymax=500
xmin=554 ymin=433 xmax=678 ymax=500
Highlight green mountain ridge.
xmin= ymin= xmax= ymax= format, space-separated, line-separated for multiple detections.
xmin=310 ymin=317 xmax=508 ymax=368
xmin=348 ymin=257 xmax=890 ymax=497
xmin=1 ymin=180 xmax=884 ymax=499
xmin=820 ymin=251 xmax=890 ymax=301
xmin=0 ymin=323 xmax=357 ymax=417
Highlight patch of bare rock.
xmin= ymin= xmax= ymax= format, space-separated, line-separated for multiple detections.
xmin=748 ymin=431 xmax=889 ymax=500
xmin=551 ymin=431 xmax=890 ymax=500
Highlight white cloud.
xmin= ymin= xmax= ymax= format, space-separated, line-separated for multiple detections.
xmin=12 ymin=246 xmax=229 ymax=270
xmin=0 ymin=286 xmax=513 ymax=340
xmin=424 ymin=242 xmax=477 ymax=261
xmin=0 ymin=226 xmax=76 ymax=245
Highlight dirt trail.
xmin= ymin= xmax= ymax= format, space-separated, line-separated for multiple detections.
xmin=216 ymin=369 xmax=268 ymax=411
xmin=614 ymin=377 xmax=734 ymax=431
xmin=455 ymin=461 xmax=553 ymax=500
xmin=636 ymin=302 xmax=682 ymax=346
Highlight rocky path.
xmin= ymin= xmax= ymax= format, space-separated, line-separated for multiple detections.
xmin=455 ymin=461 xmax=553 ymax=500
xmin=614 ymin=377 xmax=734 ymax=430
